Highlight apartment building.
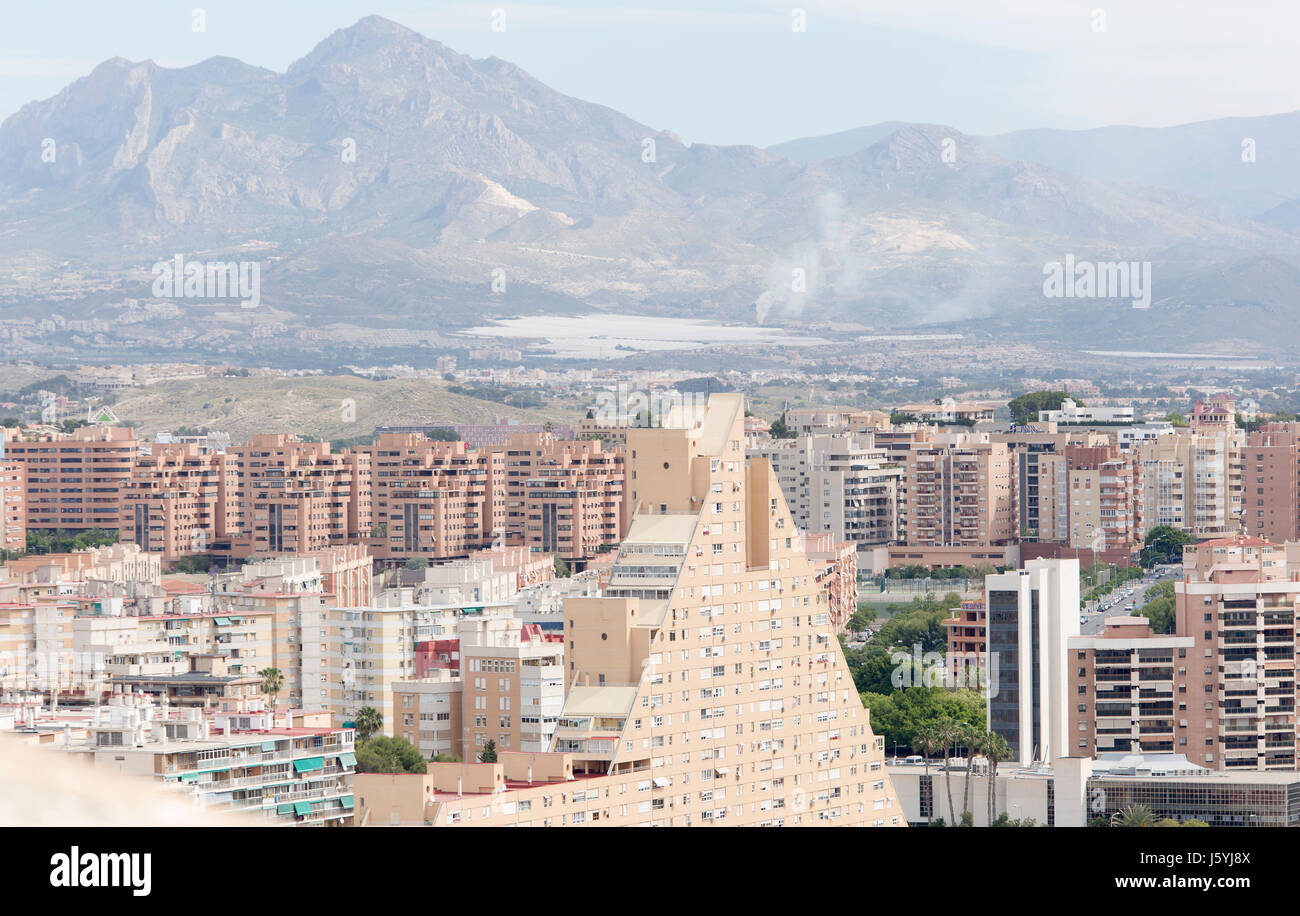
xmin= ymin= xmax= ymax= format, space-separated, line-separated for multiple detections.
xmin=1136 ymin=426 xmax=1244 ymax=539
xmin=747 ymin=434 xmax=901 ymax=553
xmin=905 ymin=440 xmax=1016 ymax=547
xmin=412 ymin=393 xmax=902 ymax=827
xmin=118 ymin=443 xmax=240 ymax=563
xmin=6 ymin=425 xmax=137 ymax=531
xmin=782 ymin=407 xmax=892 ymax=436
xmin=0 ymin=600 xmax=76 ymax=695
xmin=986 ymin=558 xmax=1080 ymax=766
xmin=74 ymin=607 xmax=276 ymax=686
xmin=499 ymin=433 xmax=626 ymax=561
xmin=1064 ymin=446 xmax=1142 ymax=551
xmin=301 ymin=593 xmax=475 ymax=731
xmin=944 ymin=600 xmax=986 ymax=682
xmin=393 ymin=669 xmax=463 ymax=760
xmin=0 ymin=460 xmax=24 ymax=553
xmin=395 ymin=616 xmax=564 ymax=761
xmin=1244 ymin=422 xmax=1300 ymax=542
xmin=1037 ymin=399 xmax=1134 ymax=424
xmin=1068 ymin=616 xmax=1194 ymax=757
xmin=459 ymin=617 xmax=564 ymax=755
xmin=231 ymin=435 xmax=371 ymax=558
xmin=803 ymin=532 xmax=858 ymax=633
xmin=364 ymin=434 xmax=505 ymax=561
xmin=1175 ymin=536 xmax=1299 ymax=771
xmin=56 ymin=693 xmax=356 ymax=826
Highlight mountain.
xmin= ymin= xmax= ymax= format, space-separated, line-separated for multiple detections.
xmin=770 ymin=113 xmax=1300 ymax=219
xmin=2 ymin=15 xmax=1299 ymax=353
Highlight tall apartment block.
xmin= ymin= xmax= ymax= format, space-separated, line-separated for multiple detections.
xmin=393 ymin=617 xmax=565 ymax=761
xmin=5 ymin=426 xmax=137 ymax=531
xmin=0 ymin=459 xmax=24 ymax=552
xmin=747 ymin=433 xmax=901 ymax=554
xmin=1063 ymin=446 xmax=1142 ymax=551
xmin=231 ymin=435 xmax=371 ymax=557
xmin=118 ymin=443 xmax=241 ymax=563
xmin=944 ymin=599 xmax=986 ymax=682
xmin=986 ymin=558 xmax=1080 ymax=766
xmin=500 ymin=434 xmax=627 ymax=562
xmin=415 ymin=394 xmax=903 ymax=827
xmin=1175 ymin=536 xmax=1299 ymax=771
xmin=1136 ymin=423 xmax=1243 ymax=539
xmin=365 ymin=434 xmax=505 ymax=561
xmin=1244 ymin=422 xmax=1300 ymax=542
xmin=1068 ymin=616 xmax=1193 ymax=756
xmin=905 ymin=440 xmax=1016 ymax=547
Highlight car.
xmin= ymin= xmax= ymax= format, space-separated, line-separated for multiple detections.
xmin=1080 ymin=616 xmax=1088 ymax=624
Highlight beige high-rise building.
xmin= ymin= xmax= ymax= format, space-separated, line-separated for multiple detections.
xmin=1136 ymin=426 xmax=1243 ymax=539
xmin=387 ymin=394 xmax=902 ymax=827
xmin=904 ymin=440 xmax=1016 ymax=547
xmin=6 ymin=425 xmax=138 ymax=531
xmin=747 ymin=433 xmax=901 ymax=553
xmin=119 ymin=443 xmax=241 ymax=563
xmin=1175 ymin=536 xmax=1299 ymax=771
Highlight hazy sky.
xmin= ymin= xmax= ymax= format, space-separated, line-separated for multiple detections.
xmin=2 ymin=1 xmax=1297 ymax=147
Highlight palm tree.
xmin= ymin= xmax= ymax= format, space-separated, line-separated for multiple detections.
xmin=935 ymin=717 xmax=959 ymax=825
xmin=980 ymin=731 xmax=1011 ymax=826
xmin=354 ymin=706 xmax=383 ymax=742
xmin=957 ymin=722 xmax=981 ymax=822
xmin=1111 ymin=804 xmax=1157 ymax=827
xmin=258 ymin=667 xmax=284 ymax=722
xmin=912 ymin=724 xmax=943 ymax=825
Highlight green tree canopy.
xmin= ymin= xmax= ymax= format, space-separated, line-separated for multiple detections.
xmin=861 ymin=687 xmax=986 ymax=751
xmin=1135 ymin=581 xmax=1175 ymax=634
xmin=1007 ymin=391 xmax=1079 ymax=425
xmin=1141 ymin=525 xmax=1195 ymax=567
xmin=479 ymin=739 xmax=498 ymax=763
xmin=769 ymin=412 xmax=796 ymax=439
xmin=355 ymin=736 xmax=428 ymax=774
xmin=354 ymin=706 xmax=383 ymax=742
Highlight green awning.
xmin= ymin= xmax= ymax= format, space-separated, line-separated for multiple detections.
xmin=261 ymin=741 xmax=277 ymax=752
xmin=340 ymin=795 xmax=354 ymax=809
xmin=276 ymin=803 xmax=294 ymax=815
xmin=214 ymin=617 xmax=232 ymax=626
xmin=180 ymin=773 xmax=198 ymax=783
xmin=197 ymin=766 xmax=230 ymax=775
xmin=294 ymin=801 xmax=312 ymax=817
xmin=341 ymin=721 xmax=355 ymax=729
xmin=293 ymin=756 xmax=324 ymax=773
xmin=338 ymin=752 xmax=356 ymax=767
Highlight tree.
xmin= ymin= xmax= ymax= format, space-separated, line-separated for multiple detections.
xmin=1164 ymin=412 xmax=1190 ymax=428
xmin=769 ymin=412 xmax=796 ymax=439
xmin=913 ymin=723 xmax=944 ymax=825
xmin=1135 ymin=581 xmax=1175 ymax=634
xmin=980 ymin=731 xmax=1011 ymax=826
xmin=956 ymin=721 xmax=981 ymax=822
xmin=404 ymin=557 xmax=429 ymax=570
xmin=479 ymin=739 xmax=498 ymax=763
xmin=354 ymin=736 xmax=427 ymax=774
xmin=354 ymin=706 xmax=383 ymax=742
xmin=860 ymin=687 xmax=986 ymax=749
xmin=258 ymin=667 xmax=284 ymax=719
xmin=1007 ymin=391 xmax=1078 ymax=425
xmin=1141 ymin=525 xmax=1195 ymax=567
xmin=936 ymin=717 xmax=959 ymax=824
xmin=1111 ymin=804 xmax=1157 ymax=827
xmin=553 ymin=556 xmax=571 ymax=578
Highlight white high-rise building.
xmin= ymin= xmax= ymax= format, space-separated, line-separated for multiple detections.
xmin=985 ymin=558 xmax=1080 ymax=767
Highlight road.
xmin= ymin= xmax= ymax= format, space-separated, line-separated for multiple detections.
xmin=1079 ymin=566 xmax=1178 ymax=635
